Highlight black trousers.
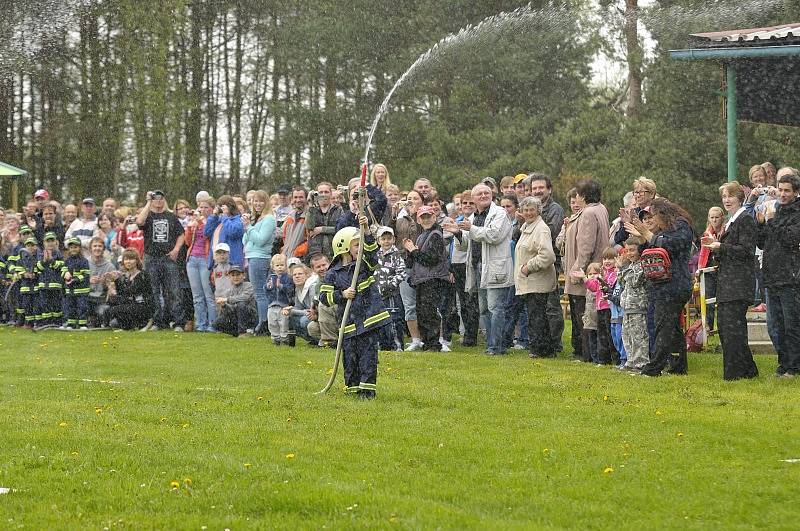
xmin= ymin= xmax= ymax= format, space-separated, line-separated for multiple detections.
xmin=641 ymin=295 xmax=689 ymax=376
xmin=448 ymin=263 xmax=478 ymax=344
xmin=718 ymin=300 xmax=758 ymax=380
xmin=596 ymin=308 xmax=619 ymax=365
xmin=546 ymin=285 xmax=565 ymax=353
xmin=416 ymin=279 xmax=444 ymax=351
xmin=525 ymin=292 xmax=553 ymax=357
xmin=105 ymin=302 xmax=152 ymax=330
xmin=568 ymin=295 xmax=586 ymax=360
xmin=215 ymin=302 xmax=257 ymax=336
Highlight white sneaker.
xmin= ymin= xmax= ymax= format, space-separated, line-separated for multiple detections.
xmin=512 ymin=341 xmax=526 ymax=350
xmin=405 ymin=340 xmax=423 ymax=352
xmin=439 ymin=338 xmax=452 ymax=352
xmin=173 ymin=326 xmax=183 ymax=332
xmin=149 ymin=325 xmax=159 ymax=332
xmin=58 ymin=325 xmax=68 ymax=330
xmin=139 ymin=320 xmax=153 ymax=332
xmin=79 ymin=326 xmax=88 ymax=331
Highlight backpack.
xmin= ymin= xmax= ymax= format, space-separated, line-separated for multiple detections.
xmin=640 ymin=247 xmax=672 ymax=282
xmin=685 ymin=319 xmax=705 ymax=353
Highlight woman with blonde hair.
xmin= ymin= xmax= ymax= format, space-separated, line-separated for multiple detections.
xmin=370 ymin=163 xmax=391 ymax=191
xmin=242 ymin=189 xmax=277 ymax=334
xmin=697 ymin=205 xmax=724 ymax=330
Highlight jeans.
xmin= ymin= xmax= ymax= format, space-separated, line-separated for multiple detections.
xmin=145 ymin=255 xmax=183 ymax=328
xmin=289 ymin=313 xmax=316 ymax=344
xmin=247 ymin=257 xmax=270 ymax=326
xmin=186 ymin=255 xmax=216 ymax=331
xmin=766 ymin=286 xmax=800 ymax=375
xmin=479 ymin=286 xmax=512 ymax=353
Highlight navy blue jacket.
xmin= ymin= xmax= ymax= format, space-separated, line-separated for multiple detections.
xmin=757 ymin=198 xmax=800 ymax=289
xmin=643 ymin=218 xmax=693 ymax=302
xmin=36 ymin=250 xmax=65 ymax=291
xmin=319 ymin=234 xmax=390 ymax=338
xmin=335 ymin=185 xmax=387 ymax=232
xmin=62 ymin=254 xmax=91 ymax=295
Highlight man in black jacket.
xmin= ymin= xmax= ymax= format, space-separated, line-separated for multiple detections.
xmin=757 ymin=172 xmax=800 ymax=377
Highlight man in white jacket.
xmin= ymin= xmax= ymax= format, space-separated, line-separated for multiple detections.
xmin=444 ymin=183 xmax=513 ymax=355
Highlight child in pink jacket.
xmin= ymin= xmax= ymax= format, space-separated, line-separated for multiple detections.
xmin=576 ymin=248 xmax=620 ymax=365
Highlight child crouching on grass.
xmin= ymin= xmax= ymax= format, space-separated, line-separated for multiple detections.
xmin=214 ymin=264 xmax=256 ymax=337
xmin=319 ymin=214 xmax=391 ymax=399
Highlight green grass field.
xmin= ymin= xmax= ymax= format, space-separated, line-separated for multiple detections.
xmin=1 ymin=326 xmax=799 ymax=529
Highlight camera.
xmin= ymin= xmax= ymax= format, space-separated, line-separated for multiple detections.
xmin=307 ymin=190 xmax=320 ymax=207
xmin=147 ymin=191 xmax=155 ymax=200
xmin=397 ymin=200 xmax=409 ymax=211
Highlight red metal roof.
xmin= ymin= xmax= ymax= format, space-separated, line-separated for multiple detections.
xmin=691 ymin=23 xmax=800 ymax=44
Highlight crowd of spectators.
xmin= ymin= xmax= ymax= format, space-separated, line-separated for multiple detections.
xmin=2 ymin=160 xmax=799 ymax=380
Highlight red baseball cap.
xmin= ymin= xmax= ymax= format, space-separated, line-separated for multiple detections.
xmin=417 ymin=205 xmax=435 ymax=217
xmin=34 ymin=189 xmax=49 ymax=199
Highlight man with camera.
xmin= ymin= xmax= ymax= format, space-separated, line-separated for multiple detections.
xmin=135 ymin=190 xmax=186 ymax=332
xmin=305 ymin=182 xmax=343 ymax=261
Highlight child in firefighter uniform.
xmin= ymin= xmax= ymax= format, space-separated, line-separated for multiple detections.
xmin=62 ymin=237 xmax=91 ymax=329
xmin=36 ymin=232 xmax=65 ymax=327
xmin=17 ymin=237 xmax=41 ymax=327
xmin=319 ymin=215 xmax=390 ymax=399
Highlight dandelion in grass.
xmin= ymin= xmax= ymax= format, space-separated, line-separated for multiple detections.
xmin=257 ymin=396 xmax=263 ymax=401
xmin=542 ymin=448 xmax=550 ymax=456
xmin=243 ymin=463 xmax=252 ymax=469
xmin=677 ymin=432 xmax=684 ymax=438
xmin=184 ymin=478 xmax=192 ymax=487
xmin=170 ymin=480 xmax=180 ymax=490
xmin=603 ymin=467 xmax=614 ymax=474
xmin=286 ymin=453 xmax=295 ymax=459
xmin=59 ymin=421 xmax=67 ymax=427
xmin=603 ymin=395 xmax=609 ymax=402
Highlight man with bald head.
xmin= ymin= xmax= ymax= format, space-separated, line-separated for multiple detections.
xmin=443 ymin=183 xmax=514 ymax=354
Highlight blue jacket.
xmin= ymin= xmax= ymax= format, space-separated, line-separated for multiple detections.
xmin=62 ymin=254 xmax=91 ymax=295
xmin=204 ymin=214 xmax=245 ymax=268
xmin=265 ymin=272 xmax=293 ymax=307
xmin=36 ymin=250 xmax=65 ymax=291
xmin=319 ymin=234 xmax=390 ymax=339
xmin=643 ymin=218 xmax=693 ymax=302
xmin=335 ymin=185 xmax=387 ymax=232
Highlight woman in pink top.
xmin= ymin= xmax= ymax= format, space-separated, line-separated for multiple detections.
xmin=185 ymin=197 xmax=217 ymax=331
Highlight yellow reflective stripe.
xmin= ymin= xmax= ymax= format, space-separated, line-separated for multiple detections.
xmin=343 ymin=323 xmax=356 ymax=334
xmin=319 ymin=284 xmax=334 ymax=292
xmin=71 ymin=288 xmax=91 ymax=294
xmin=358 ymin=382 xmax=376 ymax=390
xmin=357 ymin=276 xmax=375 ymax=292
xmin=345 ymin=386 xmax=360 ymax=394
xmin=326 ymin=291 xmax=334 ymax=306
xmin=363 ymin=241 xmax=378 ymax=252
xmin=364 ymin=311 xmax=390 ymax=327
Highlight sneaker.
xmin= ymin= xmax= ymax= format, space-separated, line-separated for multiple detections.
xmin=512 ymin=341 xmax=526 ymax=350
xmin=79 ymin=326 xmax=88 ymax=331
xmin=149 ymin=325 xmax=160 ymax=332
xmin=58 ymin=325 xmax=68 ymax=330
xmin=439 ymin=338 xmax=451 ymax=352
xmin=405 ymin=340 xmax=423 ymax=351
xmin=173 ymin=326 xmax=183 ymax=332
xmin=440 ymin=342 xmax=452 ymax=353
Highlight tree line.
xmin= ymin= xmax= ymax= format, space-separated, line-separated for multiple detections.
xmin=1 ymin=0 xmax=800 ymax=226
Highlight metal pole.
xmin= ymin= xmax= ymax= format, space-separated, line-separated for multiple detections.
xmin=726 ymin=64 xmax=738 ymax=183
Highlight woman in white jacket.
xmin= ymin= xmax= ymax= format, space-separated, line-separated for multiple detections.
xmin=514 ymin=197 xmax=556 ymax=358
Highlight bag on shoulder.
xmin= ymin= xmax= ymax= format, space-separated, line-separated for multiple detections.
xmin=640 ymin=247 xmax=672 ymax=282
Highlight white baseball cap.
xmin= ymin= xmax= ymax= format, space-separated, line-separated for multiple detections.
xmin=214 ymin=242 xmax=230 ymax=253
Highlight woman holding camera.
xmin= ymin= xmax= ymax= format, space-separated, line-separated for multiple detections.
xmin=242 ymin=189 xmax=276 ymax=335
xmin=204 ymin=195 xmax=244 ymax=268
xmin=185 ymin=196 xmax=217 ymax=332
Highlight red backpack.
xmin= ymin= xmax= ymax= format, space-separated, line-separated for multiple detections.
xmin=640 ymin=247 xmax=672 ymax=282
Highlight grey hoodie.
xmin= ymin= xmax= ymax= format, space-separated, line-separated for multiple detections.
xmin=89 ymin=256 xmax=117 ymax=299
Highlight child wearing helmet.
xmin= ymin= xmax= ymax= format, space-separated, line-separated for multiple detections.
xmin=319 ymin=214 xmax=391 ymax=399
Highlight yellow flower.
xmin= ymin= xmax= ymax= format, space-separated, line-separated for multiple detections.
xmin=95 ymin=407 xmax=103 ymax=414
xmin=243 ymin=463 xmax=252 ymax=469
xmin=257 ymin=396 xmax=263 ymax=401
xmin=286 ymin=453 xmax=295 ymax=459
xmin=182 ymin=423 xmax=189 ymax=429
xmin=677 ymin=432 xmax=684 ymax=438
xmin=183 ymin=477 xmax=192 ymax=487
xmin=59 ymin=421 xmax=67 ymax=427
xmin=160 ymin=417 xmax=167 ymax=422
xmin=603 ymin=467 xmax=614 ymax=474
xmin=655 ymin=410 xmax=663 ymax=415
xmin=542 ymin=448 xmax=550 ymax=455
xmin=603 ymin=395 xmax=609 ymax=402
xmin=170 ymin=480 xmax=180 ymax=490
